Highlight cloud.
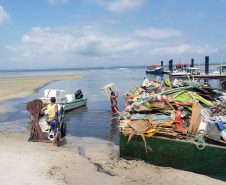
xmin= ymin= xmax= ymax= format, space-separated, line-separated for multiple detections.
xmin=96 ymin=0 xmax=145 ymax=14
xmin=0 ymin=5 xmax=10 ymax=27
xmin=134 ymin=28 xmax=182 ymax=39
xmin=4 ymin=26 xmax=218 ymax=68
xmin=47 ymin=0 xmax=68 ymax=5
xmin=151 ymin=44 xmax=218 ymax=55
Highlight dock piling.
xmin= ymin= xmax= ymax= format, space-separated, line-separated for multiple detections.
xmin=169 ymin=59 xmax=173 ymax=72
xmin=191 ymin=58 xmax=194 ymax=67
xmin=205 ymin=56 xmax=209 ymax=74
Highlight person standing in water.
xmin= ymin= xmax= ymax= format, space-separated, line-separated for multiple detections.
xmin=110 ymin=90 xmax=119 ymax=114
xmin=41 ymin=97 xmax=60 ymax=148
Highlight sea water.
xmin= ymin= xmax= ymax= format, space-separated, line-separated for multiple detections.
xmin=0 ymin=66 xmax=224 ymax=146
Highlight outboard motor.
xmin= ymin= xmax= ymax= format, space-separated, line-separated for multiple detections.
xmin=75 ymin=89 xmax=83 ymax=99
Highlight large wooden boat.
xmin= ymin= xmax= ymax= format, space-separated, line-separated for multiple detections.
xmin=119 ymin=131 xmax=226 ymax=176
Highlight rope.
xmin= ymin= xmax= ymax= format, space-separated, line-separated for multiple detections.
xmin=189 ymin=135 xmax=206 ymax=150
xmin=0 ymin=105 xmax=25 ymax=123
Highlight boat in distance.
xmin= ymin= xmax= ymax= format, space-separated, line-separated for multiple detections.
xmin=146 ymin=65 xmax=164 ymax=74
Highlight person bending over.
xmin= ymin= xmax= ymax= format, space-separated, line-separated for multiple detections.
xmin=41 ymin=97 xmax=60 ymax=148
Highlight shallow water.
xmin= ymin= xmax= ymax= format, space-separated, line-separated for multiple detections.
xmin=0 ymin=66 xmax=224 ymax=146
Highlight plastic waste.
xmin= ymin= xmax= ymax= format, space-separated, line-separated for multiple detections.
xmin=48 ymin=131 xmax=54 ymax=141
xmin=142 ymin=77 xmax=149 ymax=87
xmin=220 ymin=129 xmax=226 ymax=141
xmin=197 ymin=120 xmax=207 ymax=135
xmin=216 ymin=119 xmax=225 ymax=131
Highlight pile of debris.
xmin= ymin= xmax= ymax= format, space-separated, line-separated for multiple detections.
xmin=118 ymin=78 xmax=226 ymax=150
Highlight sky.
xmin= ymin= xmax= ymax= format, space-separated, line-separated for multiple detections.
xmin=0 ymin=0 xmax=226 ymax=69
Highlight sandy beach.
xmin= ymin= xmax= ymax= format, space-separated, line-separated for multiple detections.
xmin=0 ymin=75 xmax=226 ymax=185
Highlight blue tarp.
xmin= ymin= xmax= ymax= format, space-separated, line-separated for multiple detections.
xmin=151 ymin=115 xmax=170 ymax=120
xmin=131 ymin=114 xmax=147 ymax=120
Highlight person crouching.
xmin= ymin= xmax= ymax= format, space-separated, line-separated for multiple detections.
xmin=41 ymin=97 xmax=60 ymax=148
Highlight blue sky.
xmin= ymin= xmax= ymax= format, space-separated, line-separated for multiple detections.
xmin=0 ymin=0 xmax=226 ymax=69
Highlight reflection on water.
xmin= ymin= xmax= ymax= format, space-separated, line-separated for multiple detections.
xmin=106 ymin=114 xmax=119 ymax=142
xmin=146 ymin=73 xmax=165 ymax=82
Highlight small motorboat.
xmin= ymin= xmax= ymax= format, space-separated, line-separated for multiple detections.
xmin=146 ymin=65 xmax=164 ymax=74
xmin=39 ymin=89 xmax=87 ymax=111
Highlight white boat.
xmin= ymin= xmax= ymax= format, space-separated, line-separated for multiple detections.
xmin=170 ymin=67 xmax=200 ymax=77
xmin=39 ymin=89 xmax=87 ymax=111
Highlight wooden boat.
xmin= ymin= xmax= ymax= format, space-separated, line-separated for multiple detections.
xmin=118 ymin=79 xmax=226 ymax=176
xmin=119 ymin=131 xmax=226 ymax=176
xmin=39 ymin=89 xmax=87 ymax=111
xmin=146 ymin=65 xmax=163 ymax=74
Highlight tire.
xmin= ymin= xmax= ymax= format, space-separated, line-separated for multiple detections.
xmin=61 ymin=122 xmax=66 ymax=137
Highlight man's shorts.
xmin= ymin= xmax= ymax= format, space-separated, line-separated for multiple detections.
xmin=111 ymin=105 xmax=119 ymax=114
xmin=49 ymin=119 xmax=60 ymax=134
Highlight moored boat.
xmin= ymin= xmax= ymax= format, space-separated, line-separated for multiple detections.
xmin=39 ymin=89 xmax=87 ymax=111
xmin=117 ymin=78 xmax=226 ymax=176
xmin=146 ymin=65 xmax=163 ymax=74
xmin=170 ymin=64 xmax=200 ymax=77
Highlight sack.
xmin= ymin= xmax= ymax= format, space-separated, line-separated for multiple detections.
xmin=75 ymin=89 xmax=83 ymax=99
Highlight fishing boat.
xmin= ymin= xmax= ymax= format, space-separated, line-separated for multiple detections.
xmin=39 ymin=89 xmax=87 ymax=111
xmin=146 ymin=65 xmax=164 ymax=74
xmin=170 ymin=63 xmax=200 ymax=77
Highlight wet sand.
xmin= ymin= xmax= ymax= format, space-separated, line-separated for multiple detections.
xmin=0 ymin=75 xmax=84 ymax=103
xmin=0 ymin=75 xmax=225 ymax=184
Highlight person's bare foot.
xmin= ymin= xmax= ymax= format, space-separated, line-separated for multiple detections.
xmin=52 ymin=145 xmax=58 ymax=148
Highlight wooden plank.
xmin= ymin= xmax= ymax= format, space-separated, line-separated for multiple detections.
xmin=128 ymin=120 xmax=149 ymax=133
xmin=148 ymin=100 xmax=169 ymax=108
xmin=189 ymin=101 xmax=201 ymax=134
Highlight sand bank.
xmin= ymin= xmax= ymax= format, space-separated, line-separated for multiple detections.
xmin=0 ymin=75 xmax=84 ymax=103
xmin=0 ymin=133 xmax=225 ymax=185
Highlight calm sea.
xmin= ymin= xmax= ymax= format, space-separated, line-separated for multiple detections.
xmin=0 ymin=66 xmax=224 ymax=146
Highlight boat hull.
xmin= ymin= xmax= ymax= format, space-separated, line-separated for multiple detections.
xmin=119 ymin=132 xmax=226 ymax=176
xmin=170 ymin=72 xmax=191 ymax=77
xmin=59 ymin=98 xmax=87 ymax=111
xmin=146 ymin=67 xmax=163 ymax=74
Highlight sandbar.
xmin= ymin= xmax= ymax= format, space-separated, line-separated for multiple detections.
xmin=0 ymin=75 xmax=84 ymax=103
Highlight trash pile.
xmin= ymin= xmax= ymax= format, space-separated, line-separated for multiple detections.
xmin=118 ymin=77 xmax=226 ymax=150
